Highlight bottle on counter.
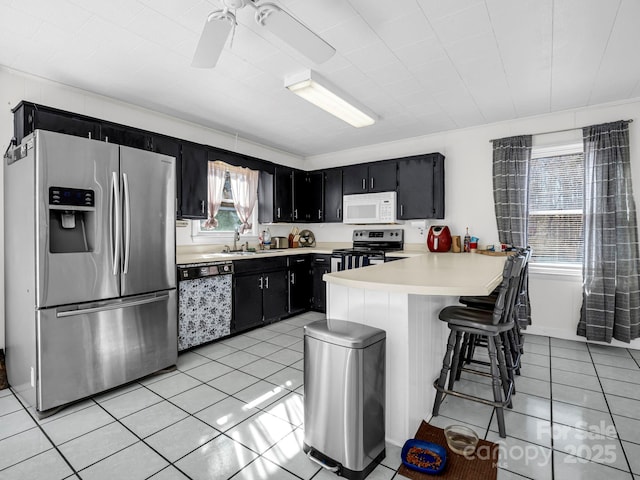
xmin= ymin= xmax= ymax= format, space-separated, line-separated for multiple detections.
xmin=463 ymin=227 xmax=471 ymax=253
xmin=263 ymin=228 xmax=271 ymax=249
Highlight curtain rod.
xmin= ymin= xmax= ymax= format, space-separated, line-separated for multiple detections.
xmin=489 ymin=119 xmax=634 ymax=143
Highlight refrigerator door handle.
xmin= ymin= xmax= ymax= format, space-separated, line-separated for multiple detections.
xmin=123 ymin=172 xmax=131 ymax=274
xmin=111 ymin=171 xmax=121 ymax=276
xmin=56 ymin=293 xmax=169 ymax=318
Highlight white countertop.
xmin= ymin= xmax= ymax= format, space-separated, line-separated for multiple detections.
xmin=176 ymin=243 xmax=425 ymax=265
xmin=324 ymin=252 xmax=506 ymax=296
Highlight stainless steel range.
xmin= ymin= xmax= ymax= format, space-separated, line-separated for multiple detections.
xmin=331 ymin=228 xmax=404 ymax=271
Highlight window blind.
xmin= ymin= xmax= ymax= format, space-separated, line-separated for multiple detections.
xmin=528 ymin=151 xmax=584 ymax=263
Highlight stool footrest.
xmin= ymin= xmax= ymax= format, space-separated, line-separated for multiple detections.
xmin=432 ymin=380 xmax=514 ymax=410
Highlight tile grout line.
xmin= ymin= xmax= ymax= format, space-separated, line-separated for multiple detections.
xmin=7 ymin=387 xmax=82 ymax=478
xmin=585 ymin=343 xmax=635 ymax=477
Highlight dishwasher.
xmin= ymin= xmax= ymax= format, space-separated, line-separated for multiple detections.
xmin=177 ymin=261 xmax=233 ymax=351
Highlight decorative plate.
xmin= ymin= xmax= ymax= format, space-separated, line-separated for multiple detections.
xmin=401 ymin=439 xmax=447 ymax=475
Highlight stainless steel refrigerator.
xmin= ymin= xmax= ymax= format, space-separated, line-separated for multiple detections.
xmin=4 ymin=130 xmax=177 ymax=415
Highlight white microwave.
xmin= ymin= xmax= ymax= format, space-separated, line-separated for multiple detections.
xmin=343 ymin=191 xmax=397 ymax=224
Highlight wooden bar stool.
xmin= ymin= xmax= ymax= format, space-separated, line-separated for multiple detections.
xmin=432 ymin=253 xmax=525 ymax=438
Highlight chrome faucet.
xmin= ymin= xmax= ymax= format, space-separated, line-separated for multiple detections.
xmin=233 ymin=226 xmax=240 ymax=251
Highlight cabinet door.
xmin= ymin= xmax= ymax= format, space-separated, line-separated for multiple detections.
xmin=342 ymin=164 xmax=369 ymax=194
xmin=274 ymin=167 xmax=293 ymax=222
xmin=397 ymin=154 xmax=445 ymax=219
xmin=101 ymin=124 xmax=151 ymax=150
xmin=369 ymin=161 xmax=397 ymax=192
xmin=397 ymin=155 xmax=432 ymax=219
xmin=323 ymin=168 xmax=343 ymax=222
xmin=180 ymin=143 xmax=208 ymax=219
xmin=311 ymin=255 xmax=331 ymax=312
xmin=35 ymin=109 xmax=101 ymax=140
xmin=152 ymin=136 xmax=181 ymax=217
xmin=233 ymin=273 xmax=264 ymax=332
xmin=307 ymin=172 xmax=324 ymax=222
xmin=289 ymin=256 xmax=311 ymax=314
xmin=263 ymin=270 xmax=289 ymax=322
xmin=293 ymin=171 xmax=309 ymax=222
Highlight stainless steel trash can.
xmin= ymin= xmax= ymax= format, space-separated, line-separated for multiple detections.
xmin=303 ymin=319 xmax=386 ymax=480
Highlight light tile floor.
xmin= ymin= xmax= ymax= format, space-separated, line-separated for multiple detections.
xmin=1 ymin=311 xmax=640 ymax=479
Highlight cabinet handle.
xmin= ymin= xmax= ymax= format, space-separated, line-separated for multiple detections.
xmin=337 ymin=208 xmax=341 ymax=219
xmin=294 ymin=209 xmax=298 ymax=220
xmin=265 ymin=276 xmax=269 ymax=289
xmin=370 ymin=177 xmax=374 ymax=190
xmin=400 ymin=204 xmax=404 ymax=216
xmin=318 ymin=209 xmax=322 ymax=220
xmin=291 ymin=272 xmax=295 ymax=285
xmin=315 ymin=258 xmax=326 ymax=263
xmin=259 ymin=277 xmax=263 ymax=289
xmin=277 ymin=207 xmax=281 ymax=219
xmin=362 ymin=178 xmax=366 ymax=190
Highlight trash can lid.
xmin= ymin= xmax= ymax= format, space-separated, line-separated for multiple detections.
xmin=304 ymin=319 xmax=386 ymax=349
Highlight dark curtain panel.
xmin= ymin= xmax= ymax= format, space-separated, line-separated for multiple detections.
xmin=578 ymin=120 xmax=640 ymax=343
xmin=492 ymin=135 xmax=532 ymax=247
xmin=492 ymin=135 xmax=532 ymax=325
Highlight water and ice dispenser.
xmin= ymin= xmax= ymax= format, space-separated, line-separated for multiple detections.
xmin=48 ymin=186 xmax=95 ymax=253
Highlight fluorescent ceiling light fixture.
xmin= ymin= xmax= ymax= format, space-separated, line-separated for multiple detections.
xmin=285 ymin=70 xmax=376 ymax=128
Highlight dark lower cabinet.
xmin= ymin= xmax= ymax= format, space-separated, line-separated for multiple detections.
xmin=263 ymin=271 xmax=289 ymax=322
xmin=289 ymin=256 xmax=311 ymax=314
xmin=232 ymin=257 xmax=289 ymax=333
xmin=311 ymin=254 xmax=331 ymax=312
xmin=233 ymin=273 xmax=265 ymax=332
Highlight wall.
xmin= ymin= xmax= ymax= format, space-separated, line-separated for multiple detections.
xmin=0 ymin=66 xmax=304 ymax=350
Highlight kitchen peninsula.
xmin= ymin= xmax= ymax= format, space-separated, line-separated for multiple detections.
xmin=323 ymin=253 xmax=506 ymax=446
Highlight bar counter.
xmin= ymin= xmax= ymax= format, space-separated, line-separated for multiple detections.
xmin=323 ymin=252 xmax=506 ymax=446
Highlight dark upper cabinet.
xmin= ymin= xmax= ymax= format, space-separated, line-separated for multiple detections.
xmin=323 ymin=168 xmax=343 ymax=222
xmin=13 ymin=103 xmax=101 ymax=142
xmin=397 ymin=153 xmax=445 ymax=219
xmin=151 ymin=135 xmax=182 ymax=216
xmin=342 ymin=162 xmax=397 ymax=194
xmin=180 ymin=143 xmax=208 ymax=219
xmin=275 ymin=167 xmax=294 ymax=222
xmin=293 ymin=171 xmax=323 ymax=222
xmin=101 ymin=124 xmax=151 ymax=150
xmin=342 ymin=164 xmax=369 ymax=194
xmin=257 ymin=167 xmax=294 ymax=223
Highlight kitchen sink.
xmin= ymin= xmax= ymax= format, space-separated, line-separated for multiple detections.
xmin=201 ymin=251 xmax=256 ymax=258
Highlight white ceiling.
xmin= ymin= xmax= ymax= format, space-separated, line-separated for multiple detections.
xmin=2 ymin=0 xmax=640 ymax=157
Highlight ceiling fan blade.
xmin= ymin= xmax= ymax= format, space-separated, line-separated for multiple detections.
xmin=259 ymin=6 xmax=335 ymax=64
xmin=192 ymin=13 xmax=234 ymax=68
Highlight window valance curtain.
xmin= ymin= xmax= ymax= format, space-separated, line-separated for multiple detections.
xmin=204 ymin=161 xmax=226 ymax=228
xmin=577 ymin=120 xmax=640 ymax=343
xmin=227 ymin=164 xmax=259 ymax=234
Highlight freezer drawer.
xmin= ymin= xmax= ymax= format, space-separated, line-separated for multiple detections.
xmin=36 ymin=290 xmax=177 ymax=412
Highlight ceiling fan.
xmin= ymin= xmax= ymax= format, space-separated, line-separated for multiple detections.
xmin=192 ymin=0 xmax=336 ymax=68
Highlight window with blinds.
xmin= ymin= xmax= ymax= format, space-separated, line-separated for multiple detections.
xmin=528 ymin=143 xmax=584 ymax=264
